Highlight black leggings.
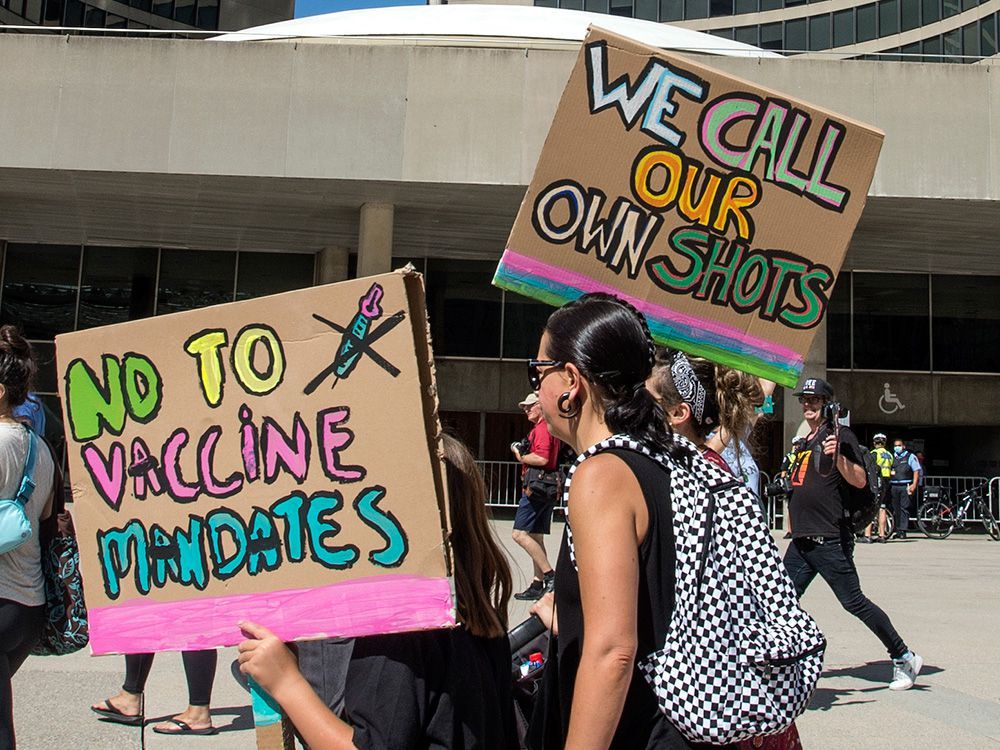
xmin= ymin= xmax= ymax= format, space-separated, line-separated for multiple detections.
xmin=784 ymin=537 xmax=908 ymax=659
xmin=122 ymin=650 xmax=217 ymax=707
xmin=0 ymin=599 xmax=45 ymax=750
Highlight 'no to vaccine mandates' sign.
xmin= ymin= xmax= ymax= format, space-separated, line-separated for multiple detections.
xmin=57 ymin=270 xmax=453 ymax=655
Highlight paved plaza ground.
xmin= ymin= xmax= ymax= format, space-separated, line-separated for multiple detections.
xmin=11 ymin=519 xmax=1000 ymax=748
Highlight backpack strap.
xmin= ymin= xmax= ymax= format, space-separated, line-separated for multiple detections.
xmin=13 ymin=427 xmax=37 ymax=508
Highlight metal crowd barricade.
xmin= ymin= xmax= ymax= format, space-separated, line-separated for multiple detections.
xmin=922 ymin=475 xmax=990 ymax=525
xmin=477 ymin=460 xmax=522 ymax=510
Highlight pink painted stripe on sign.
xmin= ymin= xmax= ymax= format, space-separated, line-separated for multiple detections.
xmin=501 ymin=250 xmax=802 ymax=362
xmin=88 ymin=575 xmax=456 ymax=655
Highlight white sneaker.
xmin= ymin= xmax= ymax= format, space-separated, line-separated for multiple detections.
xmin=890 ymin=652 xmax=923 ymax=690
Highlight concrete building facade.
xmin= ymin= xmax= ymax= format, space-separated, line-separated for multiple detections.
xmin=0 ymin=12 xmax=997 ymax=476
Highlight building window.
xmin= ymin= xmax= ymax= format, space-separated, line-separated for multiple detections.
xmin=425 ymin=259 xmax=502 ymax=358
xmin=585 ymin=0 xmax=610 ymax=12
xmin=156 ymin=249 xmax=236 ymax=316
xmin=734 ymin=0 xmax=756 ymax=13
xmin=943 ymin=28 xmax=961 ymax=57
xmin=962 ymin=21 xmax=979 ymax=55
xmin=502 ymin=295 xmax=551 ymax=359
xmin=710 ymin=0 xmax=733 ymax=16
xmin=660 ymin=0 xmax=682 ymax=21
xmin=685 ymin=0 xmax=710 ymax=19
xmin=785 ymin=17 xmax=807 ymax=50
xmin=942 ymin=0 xmax=960 ymax=17
xmin=174 ymin=0 xmax=195 ymax=24
xmin=922 ymin=33 xmax=943 ymax=61
xmin=809 ymin=13 xmax=831 ymax=49
xmin=1 ymin=245 xmax=80 ymax=340
xmin=921 ymin=0 xmax=940 ymax=22
xmin=879 ymin=0 xmax=899 ymax=36
xmin=760 ymin=21 xmax=783 ymax=49
xmin=196 ymin=0 xmax=218 ymax=28
xmin=857 ymin=3 xmax=877 ymax=41
xmin=852 ymin=273 xmax=930 ymax=371
xmin=735 ymin=24 xmax=759 ymax=45
xmin=932 ymin=276 xmax=1000 ymax=373
xmin=901 ymin=0 xmax=920 ymax=30
xmin=77 ymin=246 xmax=157 ymax=330
xmin=982 ymin=15 xmax=998 ymax=56
xmin=833 ymin=8 xmax=855 ymax=46
xmin=760 ymin=0 xmax=781 ymax=10
xmin=826 ymin=273 xmax=851 ymax=369
xmin=235 ymin=251 xmax=315 ymax=301
xmin=635 ymin=0 xmax=658 ymax=20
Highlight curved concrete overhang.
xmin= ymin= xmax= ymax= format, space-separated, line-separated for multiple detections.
xmin=211 ymin=4 xmax=779 ymax=59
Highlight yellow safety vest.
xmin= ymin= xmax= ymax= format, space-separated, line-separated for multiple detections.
xmin=871 ymin=447 xmax=893 ymax=478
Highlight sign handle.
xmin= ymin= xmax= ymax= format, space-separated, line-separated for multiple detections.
xmin=249 ymin=676 xmax=296 ymax=750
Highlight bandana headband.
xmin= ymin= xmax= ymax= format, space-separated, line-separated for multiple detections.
xmin=670 ymin=352 xmax=711 ymax=427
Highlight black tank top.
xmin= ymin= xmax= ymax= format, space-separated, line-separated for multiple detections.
xmin=537 ymin=449 xmax=735 ymax=750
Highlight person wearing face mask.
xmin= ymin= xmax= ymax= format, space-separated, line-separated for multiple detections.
xmin=783 ymin=378 xmax=922 ymax=691
xmin=888 ymin=439 xmax=921 ymax=540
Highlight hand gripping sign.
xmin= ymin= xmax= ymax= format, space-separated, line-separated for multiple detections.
xmin=56 ymin=270 xmax=453 ymax=658
xmin=494 ymin=28 xmax=884 ymax=387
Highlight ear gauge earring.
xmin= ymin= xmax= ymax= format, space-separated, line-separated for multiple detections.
xmin=557 ymin=392 xmax=580 ymax=419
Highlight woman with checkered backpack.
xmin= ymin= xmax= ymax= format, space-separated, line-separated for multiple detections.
xmin=524 ymin=292 xmax=735 ymax=749
xmin=648 ymin=350 xmax=806 ymax=750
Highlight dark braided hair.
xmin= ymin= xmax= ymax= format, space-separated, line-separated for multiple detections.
xmin=543 ymin=293 xmax=689 ymax=460
xmin=0 ymin=325 xmax=36 ymax=408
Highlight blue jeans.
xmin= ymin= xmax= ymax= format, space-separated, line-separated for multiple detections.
xmin=784 ymin=537 xmax=907 ymax=659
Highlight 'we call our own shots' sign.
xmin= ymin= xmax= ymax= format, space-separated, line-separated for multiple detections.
xmin=495 ymin=28 xmax=884 ymax=387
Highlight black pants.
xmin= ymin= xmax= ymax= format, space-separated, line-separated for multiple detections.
xmin=783 ymin=537 xmax=907 ymax=659
xmin=890 ymin=484 xmax=914 ymax=532
xmin=122 ymin=650 xmax=217 ymax=707
xmin=0 ymin=599 xmax=45 ymax=750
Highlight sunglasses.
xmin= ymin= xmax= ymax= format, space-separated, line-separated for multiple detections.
xmin=527 ymin=359 xmax=564 ymax=391
xmin=797 ymin=395 xmax=823 ymax=404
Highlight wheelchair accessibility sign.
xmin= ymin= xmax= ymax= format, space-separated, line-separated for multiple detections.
xmin=879 ymin=382 xmax=906 ymax=415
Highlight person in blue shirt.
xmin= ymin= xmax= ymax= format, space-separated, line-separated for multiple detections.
xmin=889 ymin=439 xmax=921 ymax=539
xmin=11 ymin=392 xmax=44 ymax=435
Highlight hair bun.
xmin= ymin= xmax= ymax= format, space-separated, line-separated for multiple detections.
xmin=0 ymin=325 xmax=37 ymax=407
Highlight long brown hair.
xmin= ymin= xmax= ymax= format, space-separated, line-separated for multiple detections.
xmin=442 ymin=433 xmax=512 ymax=638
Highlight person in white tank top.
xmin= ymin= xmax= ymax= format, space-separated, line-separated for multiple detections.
xmin=0 ymin=325 xmax=56 ymax=750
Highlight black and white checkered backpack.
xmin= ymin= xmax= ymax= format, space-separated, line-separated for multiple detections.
xmin=564 ymin=434 xmax=826 ymax=744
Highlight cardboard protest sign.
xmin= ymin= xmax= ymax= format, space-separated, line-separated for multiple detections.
xmin=56 ymin=270 xmax=453 ymax=655
xmin=494 ymin=28 xmax=883 ymax=387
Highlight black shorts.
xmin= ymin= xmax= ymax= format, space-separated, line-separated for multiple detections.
xmin=514 ymin=493 xmax=556 ymax=534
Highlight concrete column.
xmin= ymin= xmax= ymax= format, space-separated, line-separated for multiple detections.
xmin=357 ymin=203 xmax=394 ymax=278
xmin=783 ymin=317 xmax=828 ymax=445
xmin=316 ymin=246 xmax=349 ymax=284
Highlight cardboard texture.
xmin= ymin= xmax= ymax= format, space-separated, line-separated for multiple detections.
xmin=55 ymin=271 xmax=454 ymax=655
xmin=494 ymin=28 xmax=884 ymax=387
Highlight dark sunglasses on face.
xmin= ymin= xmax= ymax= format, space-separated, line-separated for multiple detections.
xmin=527 ymin=359 xmax=563 ymax=391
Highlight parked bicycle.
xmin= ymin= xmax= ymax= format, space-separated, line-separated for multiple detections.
xmin=917 ymin=483 xmax=1000 ymax=540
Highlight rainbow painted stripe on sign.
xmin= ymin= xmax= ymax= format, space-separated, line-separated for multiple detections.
xmin=493 ymin=249 xmax=803 ymax=387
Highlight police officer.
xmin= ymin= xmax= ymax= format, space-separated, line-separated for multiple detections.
xmin=863 ymin=433 xmax=893 ymax=543
xmin=889 ymin=439 xmax=921 ymax=539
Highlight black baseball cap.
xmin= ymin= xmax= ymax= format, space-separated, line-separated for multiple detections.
xmin=793 ymin=377 xmax=834 ymax=399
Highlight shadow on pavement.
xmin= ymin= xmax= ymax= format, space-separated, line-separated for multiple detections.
xmin=807 ymin=660 xmax=942 ymax=711
xmin=144 ymin=705 xmax=254 ymax=734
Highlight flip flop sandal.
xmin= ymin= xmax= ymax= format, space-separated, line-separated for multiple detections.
xmin=91 ymin=698 xmax=143 ymax=726
xmin=152 ymin=719 xmax=218 ymax=736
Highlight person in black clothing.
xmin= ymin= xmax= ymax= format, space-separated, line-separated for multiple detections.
xmin=526 ymin=293 xmax=731 ymax=749
xmin=237 ymin=434 xmax=517 ymax=750
xmin=784 ymin=377 xmax=923 ymax=691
